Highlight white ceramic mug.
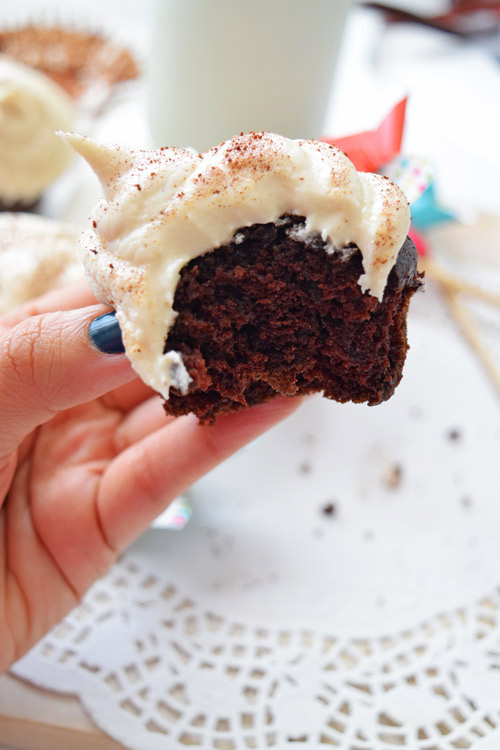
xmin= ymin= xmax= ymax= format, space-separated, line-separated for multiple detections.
xmin=148 ymin=0 xmax=351 ymax=151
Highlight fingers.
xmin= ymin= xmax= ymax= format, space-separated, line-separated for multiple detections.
xmin=114 ymin=396 xmax=175 ymax=451
xmin=98 ymin=396 xmax=302 ymax=552
xmin=0 ymin=452 xmax=18 ymax=511
xmin=0 ymin=279 xmax=97 ymax=332
xmin=0 ymin=305 xmax=136 ymax=458
xmin=100 ymin=378 xmax=157 ymax=414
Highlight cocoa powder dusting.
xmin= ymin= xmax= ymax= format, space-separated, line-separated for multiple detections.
xmin=0 ymin=24 xmax=139 ymax=101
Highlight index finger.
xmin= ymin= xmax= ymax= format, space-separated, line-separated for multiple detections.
xmin=0 ymin=279 xmax=99 ymax=332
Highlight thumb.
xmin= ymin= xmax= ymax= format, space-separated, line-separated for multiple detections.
xmin=0 ymin=306 xmax=135 ymax=457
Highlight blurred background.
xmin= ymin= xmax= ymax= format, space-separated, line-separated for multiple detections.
xmin=1 ymin=1 xmax=500 ymax=748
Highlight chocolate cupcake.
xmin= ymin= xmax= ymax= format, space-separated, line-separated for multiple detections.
xmin=64 ymin=131 xmax=422 ymax=423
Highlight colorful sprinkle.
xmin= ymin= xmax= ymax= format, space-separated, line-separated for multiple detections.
xmin=159 ymin=497 xmax=192 ymax=530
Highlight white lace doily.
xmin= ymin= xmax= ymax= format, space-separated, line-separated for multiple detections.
xmin=12 ymin=296 xmax=500 ymax=749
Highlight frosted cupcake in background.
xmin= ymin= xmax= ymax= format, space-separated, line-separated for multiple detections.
xmin=0 ymin=213 xmax=84 ymax=312
xmin=0 ymin=24 xmax=140 ymax=111
xmin=0 ymin=55 xmax=75 ymax=211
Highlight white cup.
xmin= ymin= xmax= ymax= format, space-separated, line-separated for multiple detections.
xmin=148 ymin=0 xmax=351 ymax=152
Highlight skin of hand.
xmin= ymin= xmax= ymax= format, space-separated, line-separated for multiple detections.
xmin=0 ymin=280 xmax=300 ymax=673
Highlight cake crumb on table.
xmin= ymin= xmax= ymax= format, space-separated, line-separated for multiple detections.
xmin=382 ymin=463 xmax=403 ymax=490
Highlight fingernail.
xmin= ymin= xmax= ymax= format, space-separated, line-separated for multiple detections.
xmin=89 ymin=311 xmax=125 ymax=354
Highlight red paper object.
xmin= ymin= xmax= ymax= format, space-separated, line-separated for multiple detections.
xmin=408 ymin=226 xmax=428 ymax=257
xmin=321 ymin=98 xmax=407 ymax=173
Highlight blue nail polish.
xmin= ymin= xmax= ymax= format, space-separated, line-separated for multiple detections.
xmin=89 ymin=311 xmax=125 ymax=354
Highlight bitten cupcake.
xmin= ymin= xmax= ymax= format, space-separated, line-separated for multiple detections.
xmin=0 ymin=55 xmax=74 ymax=210
xmin=65 ymin=131 xmax=422 ymax=424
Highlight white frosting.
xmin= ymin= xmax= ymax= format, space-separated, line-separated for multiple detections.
xmin=0 ymin=213 xmax=84 ymax=313
xmin=0 ymin=56 xmax=74 ymax=203
xmin=62 ymin=131 xmax=411 ymax=399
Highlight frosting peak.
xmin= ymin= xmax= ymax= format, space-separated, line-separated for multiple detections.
xmin=65 ymin=131 xmax=411 ymax=399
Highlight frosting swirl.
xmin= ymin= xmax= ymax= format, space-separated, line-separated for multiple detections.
xmin=63 ymin=131 xmax=411 ymax=399
xmin=0 ymin=55 xmax=74 ymax=203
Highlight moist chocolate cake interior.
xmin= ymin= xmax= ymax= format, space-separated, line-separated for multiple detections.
xmin=164 ymin=215 xmax=421 ymax=423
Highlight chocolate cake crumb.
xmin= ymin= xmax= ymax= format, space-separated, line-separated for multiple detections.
xmin=163 ymin=216 xmax=421 ymax=423
xmin=322 ymin=502 xmax=337 ymax=517
xmin=383 ymin=463 xmax=403 ymax=490
xmin=298 ymin=461 xmax=313 ymax=475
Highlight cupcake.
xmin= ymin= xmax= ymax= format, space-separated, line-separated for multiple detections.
xmin=0 ymin=56 xmax=75 ymax=210
xmin=0 ymin=212 xmax=84 ymax=313
xmin=64 ymin=131 xmax=422 ymax=423
xmin=0 ymin=24 xmax=139 ymax=112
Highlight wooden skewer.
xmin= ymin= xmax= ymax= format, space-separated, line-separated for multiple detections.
xmin=420 ymin=257 xmax=500 ymax=310
xmin=418 ymin=256 xmax=500 ymax=399
xmin=441 ymin=286 xmax=500 ymax=400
